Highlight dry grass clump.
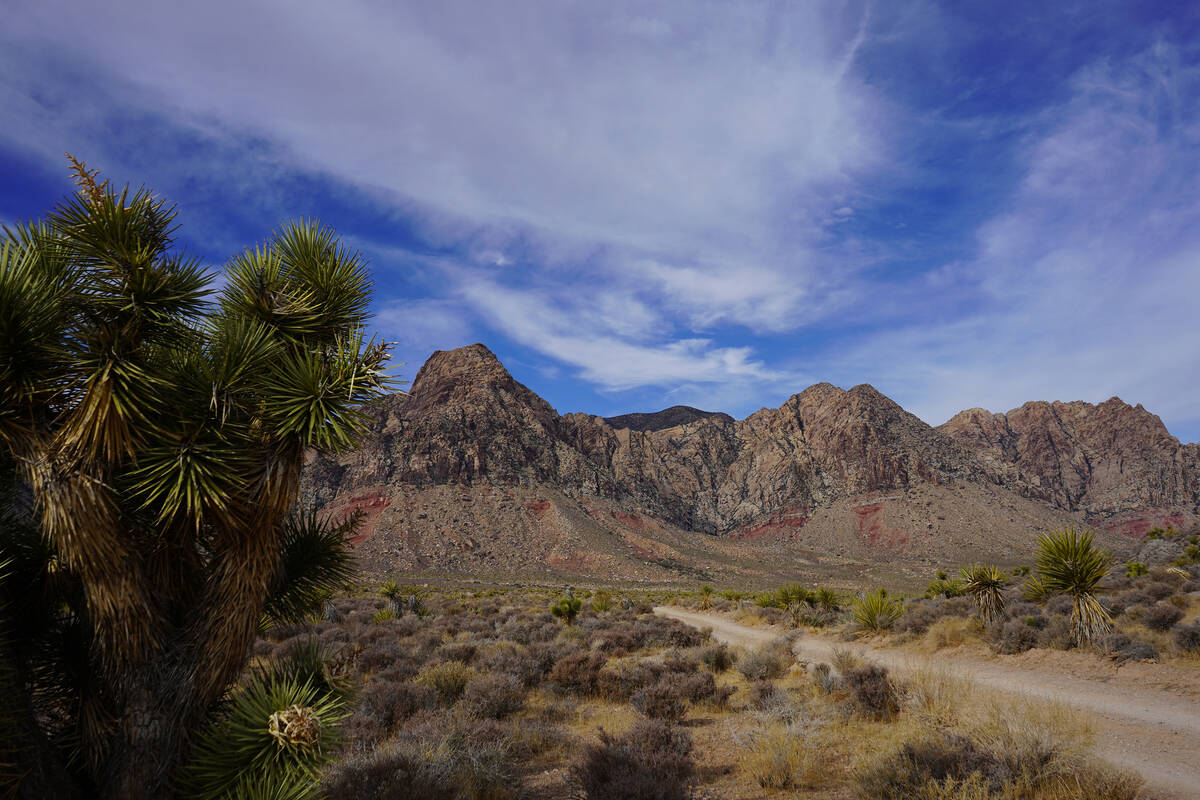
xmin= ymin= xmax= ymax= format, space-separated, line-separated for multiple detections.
xmin=323 ymin=715 xmax=522 ymax=800
xmin=416 ymin=661 xmax=475 ymax=706
xmin=571 ymin=718 xmax=694 ymax=800
xmin=739 ymin=726 xmax=820 ymax=789
xmin=459 ymin=673 xmax=527 ymax=720
xmin=854 ymin=693 xmax=1142 ymax=800
xmin=699 ymin=641 xmax=736 ymax=672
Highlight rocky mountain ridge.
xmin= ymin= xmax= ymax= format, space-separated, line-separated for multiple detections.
xmin=301 ymin=344 xmax=1197 ymax=582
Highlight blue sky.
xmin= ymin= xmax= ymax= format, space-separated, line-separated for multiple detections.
xmin=3 ymin=1 xmax=1200 ymax=442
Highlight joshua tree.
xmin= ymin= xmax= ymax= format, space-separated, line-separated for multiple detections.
xmin=0 ymin=159 xmax=390 ymax=798
xmin=550 ymin=594 xmax=582 ymax=625
xmin=1036 ymin=528 xmax=1112 ymax=646
xmin=960 ymin=564 xmax=1007 ymax=624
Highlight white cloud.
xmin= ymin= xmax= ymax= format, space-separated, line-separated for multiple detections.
xmin=0 ymin=0 xmax=883 ymax=393
xmin=824 ymin=44 xmax=1200 ymax=440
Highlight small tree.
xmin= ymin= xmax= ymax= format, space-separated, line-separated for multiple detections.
xmin=0 ymin=160 xmax=390 ymax=798
xmin=1036 ymin=528 xmax=1112 ymax=646
xmin=551 ymin=594 xmax=582 ymax=625
xmin=960 ymin=565 xmax=1007 ymax=624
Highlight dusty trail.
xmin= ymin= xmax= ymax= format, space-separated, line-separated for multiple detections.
xmin=656 ymin=607 xmax=1200 ymax=800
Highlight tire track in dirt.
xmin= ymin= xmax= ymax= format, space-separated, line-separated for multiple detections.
xmin=656 ymin=607 xmax=1200 ymax=800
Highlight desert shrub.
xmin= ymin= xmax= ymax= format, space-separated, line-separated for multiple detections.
xmin=597 ymin=660 xmax=663 ymax=701
xmin=853 ymin=590 xmax=903 ymax=632
xmin=358 ymin=680 xmax=438 ymax=739
xmin=1141 ymin=602 xmax=1183 ymax=631
xmin=924 ymin=617 xmax=973 ymax=650
xmin=812 ymin=663 xmax=837 ymax=694
xmin=1037 ymin=614 xmax=1074 ymax=650
xmin=435 ymin=641 xmax=478 ymax=665
xmin=699 ymin=642 xmax=735 ymax=673
xmin=322 ymin=741 xmax=458 ymax=800
xmin=894 ymin=597 xmax=972 ymax=636
xmin=1002 ymin=601 xmax=1042 ymax=620
xmin=548 ymin=651 xmax=607 ymax=695
xmin=853 ymin=732 xmax=996 ymax=799
xmin=677 ymin=671 xmax=733 ymax=707
xmin=661 ymin=649 xmax=699 ymax=674
xmin=1045 ymin=595 xmax=1074 ymax=616
xmin=1143 ymin=580 xmax=1175 ymax=601
xmin=1099 ymin=633 xmax=1158 ymax=663
xmin=1107 ymin=589 xmax=1153 ymax=616
xmin=736 ymin=637 xmax=793 ymax=681
xmin=416 ymin=662 xmax=475 ymax=706
xmin=632 ymin=680 xmax=688 ymax=721
xmin=473 ymin=641 xmax=541 ymax=687
xmin=1173 ymin=621 xmax=1200 ymax=653
xmin=989 ymin=619 xmax=1039 ymax=655
xmin=843 ymin=663 xmax=899 ymax=720
xmin=830 ymin=646 xmax=862 ymax=674
xmin=571 ymin=719 xmax=694 ymax=800
xmin=459 ymin=674 xmax=527 ymax=720
xmin=747 ymin=680 xmax=783 ymax=710
xmin=740 ymin=727 xmax=813 ymax=789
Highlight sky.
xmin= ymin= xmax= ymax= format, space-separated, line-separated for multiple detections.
xmin=3 ymin=1 xmax=1199 ymax=442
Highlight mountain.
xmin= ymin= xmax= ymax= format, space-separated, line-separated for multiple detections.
xmin=940 ymin=401 xmax=1200 ymax=537
xmin=301 ymin=344 xmax=1194 ymax=585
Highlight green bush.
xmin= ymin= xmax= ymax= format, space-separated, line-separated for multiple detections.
xmin=416 ymin=662 xmax=475 ymax=706
xmin=1125 ymin=561 xmax=1148 ymax=578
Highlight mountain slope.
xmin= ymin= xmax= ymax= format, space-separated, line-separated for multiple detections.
xmin=301 ymin=344 xmax=1185 ymax=583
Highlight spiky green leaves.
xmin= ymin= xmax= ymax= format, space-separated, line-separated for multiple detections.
xmin=1035 ymin=528 xmax=1112 ymax=646
xmin=960 ymin=565 xmax=1007 ymax=624
xmin=852 ymin=590 xmax=902 ymax=633
xmin=177 ymin=671 xmax=345 ymax=800
xmin=261 ymin=511 xmax=358 ymax=628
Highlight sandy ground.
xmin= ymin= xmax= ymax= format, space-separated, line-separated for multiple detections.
xmin=656 ymin=607 xmax=1200 ymax=800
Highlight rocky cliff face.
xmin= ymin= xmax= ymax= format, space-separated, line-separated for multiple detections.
xmin=301 ymin=343 xmax=1191 ymax=582
xmin=939 ymin=400 xmax=1200 ymax=534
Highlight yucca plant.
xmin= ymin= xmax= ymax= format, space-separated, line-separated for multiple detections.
xmin=591 ymin=590 xmax=613 ymax=614
xmin=960 ymin=565 xmax=1007 ymax=624
xmin=1021 ymin=574 xmax=1051 ymax=603
xmin=177 ymin=670 xmax=345 ymax=800
xmin=0 ymin=159 xmax=390 ymax=798
xmin=814 ymin=587 xmax=840 ymax=612
xmin=1035 ymin=528 xmax=1112 ymax=646
xmin=852 ymin=589 xmax=902 ymax=633
xmin=697 ymin=585 xmax=714 ymax=610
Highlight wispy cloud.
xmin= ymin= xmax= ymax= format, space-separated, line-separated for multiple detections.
xmin=827 ymin=42 xmax=1200 ymax=438
xmin=3 ymin=4 xmax=1199 ymax=439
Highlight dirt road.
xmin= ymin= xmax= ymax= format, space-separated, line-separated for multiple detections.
xmin=656 ymin=607 xmax=1200 ymax=800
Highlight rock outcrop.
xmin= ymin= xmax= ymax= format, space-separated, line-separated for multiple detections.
xmin=940 ymin=400 xmax=1200 ymax=535
xmin=301 ymin=344 xmax=1192 ymax=583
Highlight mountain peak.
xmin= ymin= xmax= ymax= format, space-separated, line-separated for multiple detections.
xmin=602 ymin=405 xmax=734 ymax=432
